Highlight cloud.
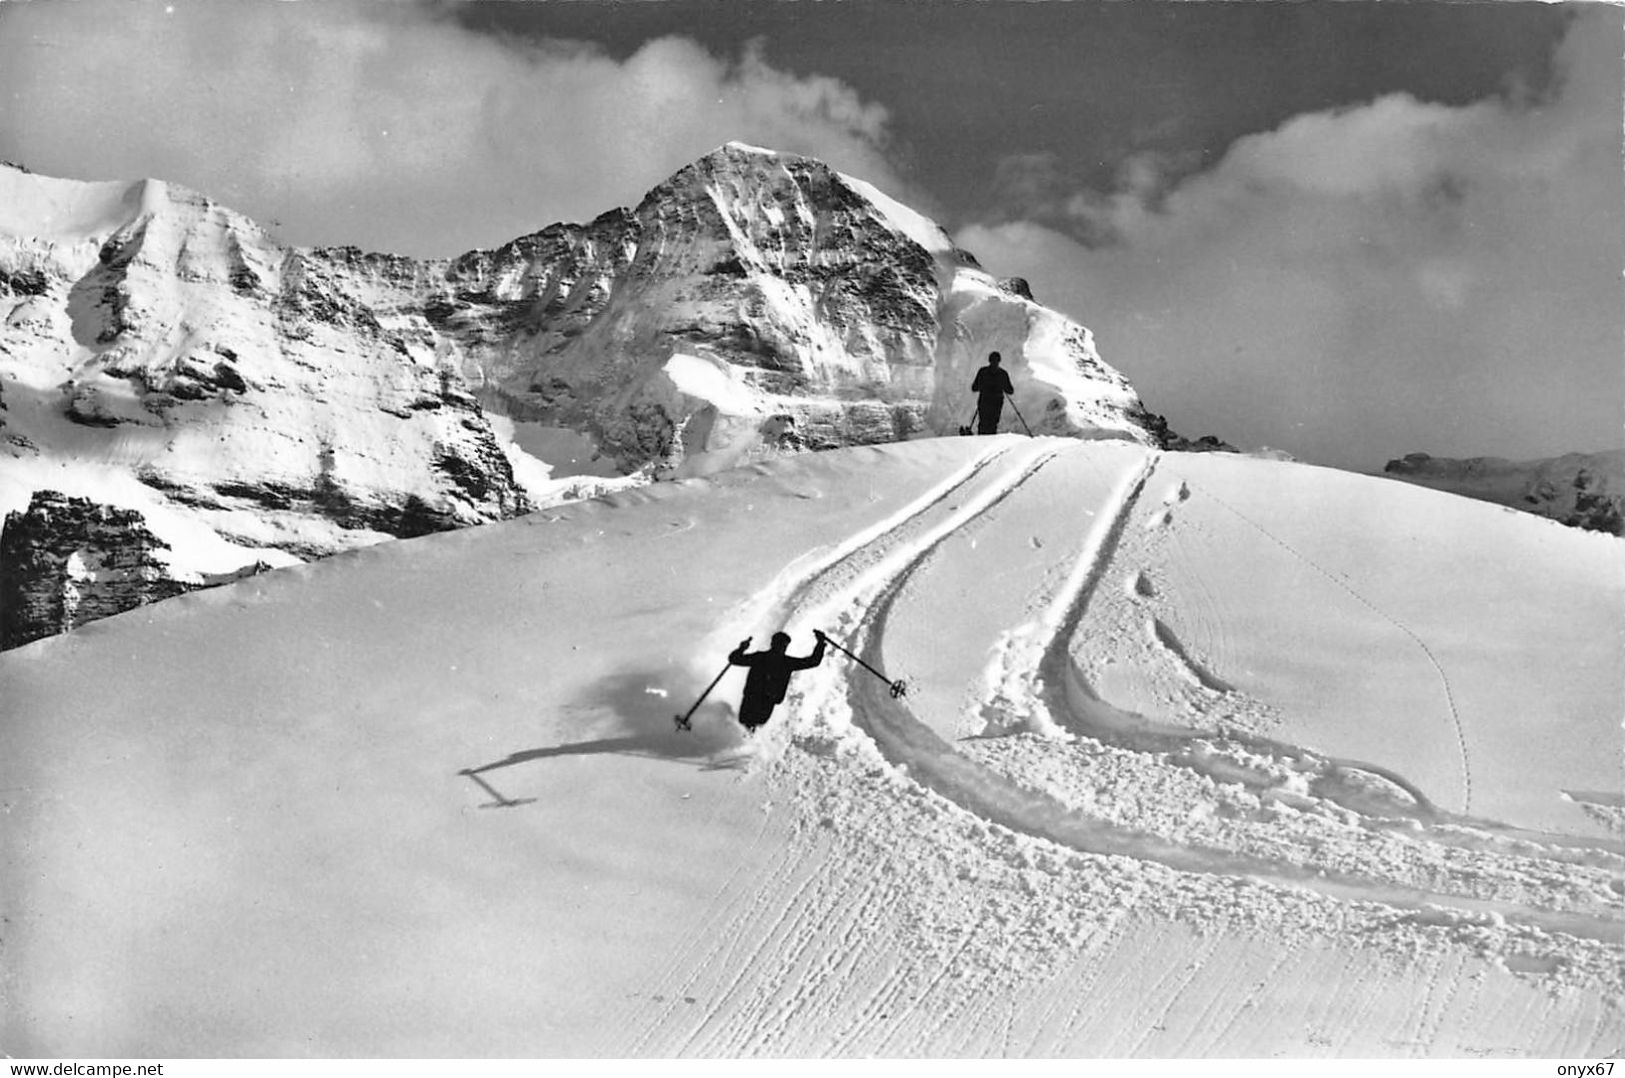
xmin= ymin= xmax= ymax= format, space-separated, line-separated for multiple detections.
xmin=961 ymin=8 xmax=1623 ymax=470
xmin=988 ymin=152 xmax=1069 ymax=219
xmin=0 ymin=0 xmax=905 ymax=256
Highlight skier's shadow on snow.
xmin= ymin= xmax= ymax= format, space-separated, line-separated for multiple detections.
xmin=459 ymin=668 xmax=746 ymax=798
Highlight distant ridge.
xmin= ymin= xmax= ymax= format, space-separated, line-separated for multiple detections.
xmin=1381 ymin=449 xmax=1625 ymax=535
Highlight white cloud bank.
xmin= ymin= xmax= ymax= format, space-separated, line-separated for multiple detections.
xmin=961 ymin=9 xmax=1623 ymax=470
xmin=0 ymin=0 xmax=905 ymax=257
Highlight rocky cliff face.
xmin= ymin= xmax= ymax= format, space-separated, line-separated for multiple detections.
xmin=1382 ymin=451 xmax=1625 ymax=535
xmin=1 ymin=490 xmax=199 ymax=649
xmin=1 ymin=142 xmax=1166 ymax=647
xmin=378 ymin=142 xmax=1161 ymax=475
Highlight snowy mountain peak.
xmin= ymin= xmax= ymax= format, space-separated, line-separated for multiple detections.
xmin=0 ymin=164 xmax=148 ymax=242
xmin=0 ymin=166 xmax=275 ymax=264
xmin=510 ymin=142 xmax=1161 ymax=470
xmin=647 ymin=141 xmax=959 ymax=264
xmin=719 ymin=138 xmax=779 ymax=156
xmin=1 ymin=145 xmax=1170 ymax=647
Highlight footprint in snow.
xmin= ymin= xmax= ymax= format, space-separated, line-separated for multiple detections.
xmin=1144 ymin=482 xmax=1189 ymax=531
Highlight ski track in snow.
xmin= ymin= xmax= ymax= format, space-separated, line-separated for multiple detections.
xmin=1013 ymin=465 xmax=1571 ymax=859
xmin=867 ymin=545 xmax=1618 ymax=939
xmin=1148 ymin=617 xmax=1235 ymax=694
xmin=612 ymin=438 xmax=1625 ymax=1055
xmin=706 ymin=439 xmax=1029 ymax=647
xmin=623 ymin=802 xmax=784 ymax=1055
xmin=1200 ymin=488 xmax=1476 ymax=815
xmin=713 ymin=441 xmax=1621 ymax=954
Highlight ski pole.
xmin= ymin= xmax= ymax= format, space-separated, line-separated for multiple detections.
xmin=457 ymin=769 xmax=537 ymax=809
xmin=674 ymin=661 xmax=732 ymax=731
xmin=820 ymin=631 xmax=910 ymax=698
xmin=1005 ymin=392 xmax=1034 ymax=436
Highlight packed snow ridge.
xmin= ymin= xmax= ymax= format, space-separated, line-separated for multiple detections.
xmin=0 ymin=144 xmax=1177 ymax=647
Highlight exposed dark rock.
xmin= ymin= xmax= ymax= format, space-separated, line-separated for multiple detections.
xmin=62 ymin=383 xmax=128 ymax=428
xmin=434 ymin=426 xmax=527 ymax=516
xmin=1135 ymin=408 xmax=1240 ymax=455
xmin=1383 ymin=452 xmax=1435 ymax=476
xmin=0 ymin=267 xmax=49 ymax=296
xmin=209 ymin=479 xmax=302 ymax=511
xmin=1564 ymin=468 xmax=1624 ymax=535
xmin=212 ymin=362 xmax=249 ymax=395
xmin=998 ymin=276 xmax=1034 ymax=301
xmin=0 ymin=491 xmax=198 ymax=650
xmin=1170 ymin=434 xmax=1241 ymax=454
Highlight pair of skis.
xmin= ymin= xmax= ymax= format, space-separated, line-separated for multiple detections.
xmin=673 ymin=631 xmax=908 ymax=732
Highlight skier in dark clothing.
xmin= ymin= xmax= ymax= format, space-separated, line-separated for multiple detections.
xmin=971 ymin=351 xmax=1014 ymax=434
xmin=729 ymin=629 xmax=828 ymax=733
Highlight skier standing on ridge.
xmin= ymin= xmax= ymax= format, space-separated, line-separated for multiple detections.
xmin=729 ymin=630 xmax=828 ymax=734
xmin=971 ymin=351 xmax=1014 ymax=434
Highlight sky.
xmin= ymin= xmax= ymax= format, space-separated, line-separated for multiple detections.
xmin=0 ymin=0 xmax=1618 ymax=469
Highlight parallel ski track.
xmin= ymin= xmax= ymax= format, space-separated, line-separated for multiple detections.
xmin=622 ymin=803 xmax=782 ymax=1055
xmin=751 ymin=437 xmax=1063 ymax=652
xmin=1126 ymin=488 xmax=1625 ymax=857
xmin=1024 ymin=454 xmax=1453 ymax=824
xmin=812 ymin=447 xmax=1621 ymax=944
xmin=1014 ymin=458 xmax=1624 ymax=864
xmin=624 ymin=438 xmax=1059 ymax=1055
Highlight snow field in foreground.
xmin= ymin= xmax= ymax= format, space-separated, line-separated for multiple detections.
xmin=2 ymin=435 xmax=1620 ymax=1056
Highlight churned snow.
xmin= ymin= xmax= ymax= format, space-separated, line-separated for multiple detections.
xmin=2 ymin=436 xmax=1621 ymax=1057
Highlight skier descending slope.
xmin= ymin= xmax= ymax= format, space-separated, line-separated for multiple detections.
xmin=970 ymin=351 xmax=1014 ymax=434
xmin=728 ymin=630 xmax=828 ymax=734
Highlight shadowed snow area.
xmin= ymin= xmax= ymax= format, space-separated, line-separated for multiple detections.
xmin=2 ymin=436 xmax=1621 ymax=1056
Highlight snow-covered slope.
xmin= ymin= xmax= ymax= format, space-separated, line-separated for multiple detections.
xmin=3 ymin=437 xmax=1619 ymax=1057
xmin=1 ymin=145 xmax=1163 ymax=647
